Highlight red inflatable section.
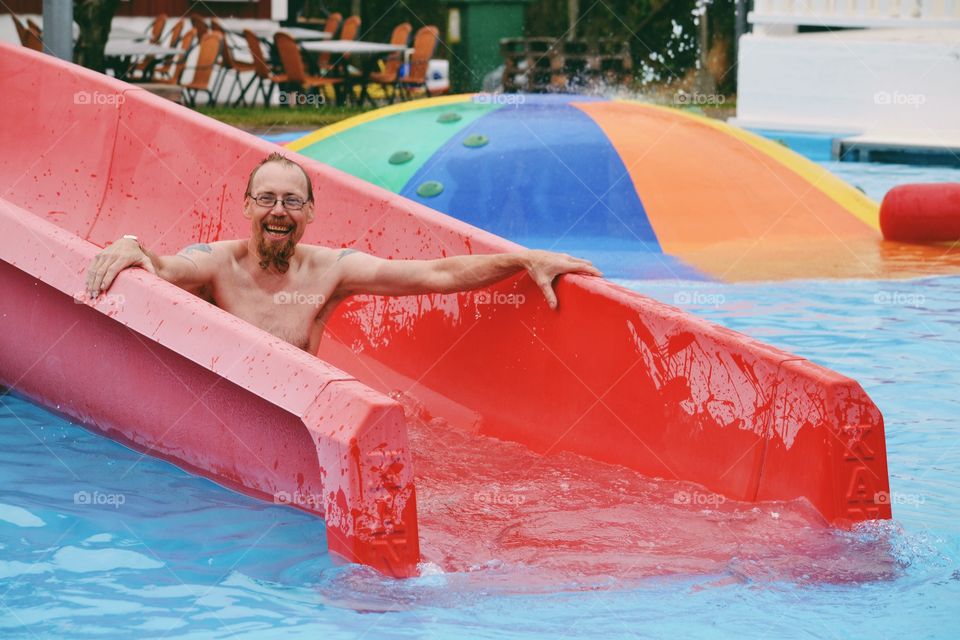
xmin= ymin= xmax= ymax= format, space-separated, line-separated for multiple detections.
xmin=880 ymin=183 xmax=960 ymax=243
xmin=0 ymin=45 xmax=891 ymax=577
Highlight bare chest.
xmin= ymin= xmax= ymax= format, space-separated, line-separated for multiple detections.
xmin=210 ymin=262 xmax=337 ymax=350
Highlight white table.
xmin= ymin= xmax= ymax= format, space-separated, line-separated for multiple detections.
xmin=108 ymin=26 xmax=149 ymax=40
xmin=300 ymin=41 xmax=406 ymax=55
xmin=104 ymin=42 xmax=180 ymax=57
xmin=220 ymin=21 xmax=331 ymax=42
xmin=104 ymin=42 xmax=181 ymax=81
xmin=300 ymin=41 xmax=408 ymax=105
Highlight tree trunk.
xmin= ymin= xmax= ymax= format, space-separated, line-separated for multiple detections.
xmin=567 ymin=0 xmax=579 ymax=38
xmin=73 ymin=0 xmax=121 ymax=74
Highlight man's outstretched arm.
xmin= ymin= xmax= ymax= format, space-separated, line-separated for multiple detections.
xmin=333 ymin=249 xmax=602 ymax=309
xmin=85 ymin=238 xmax=220 ymax=299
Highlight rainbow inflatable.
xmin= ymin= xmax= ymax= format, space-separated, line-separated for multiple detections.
xmin=289 ymin=94 xmax=960 ymax=281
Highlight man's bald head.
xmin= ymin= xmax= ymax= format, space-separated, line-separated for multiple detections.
xmin=245 ymin=152 xmax=315 ymax=203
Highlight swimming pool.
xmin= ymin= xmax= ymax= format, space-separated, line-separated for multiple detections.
xmin=1 ymin=160 xmax=958 ymax=637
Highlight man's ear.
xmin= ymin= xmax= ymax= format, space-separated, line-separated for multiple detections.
xmin=241 ymin=195 xmax=254 ymax=220
xmin=305 ymin=201 xmax=316 ymax=223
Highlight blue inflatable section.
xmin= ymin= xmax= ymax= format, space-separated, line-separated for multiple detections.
xmin=399 ymin=99 xmax=708 ymax=280
xmin=401 ymin=101 xmax=658 ymax=243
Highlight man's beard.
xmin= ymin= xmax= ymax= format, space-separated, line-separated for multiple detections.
xmin=256 ymin=223 xmax=297 ymax=274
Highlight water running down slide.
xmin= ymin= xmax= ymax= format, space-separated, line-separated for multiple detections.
xmin=0 ymin=44 xmax=891 ymax=577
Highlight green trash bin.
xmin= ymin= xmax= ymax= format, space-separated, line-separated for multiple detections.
xmin=446 ymin=0 xmax=531 ymax=93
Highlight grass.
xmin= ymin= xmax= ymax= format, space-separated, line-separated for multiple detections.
xmin=195 ymin=90 xmax=737 ymax=134
xmin=194 ymin=104 xmax=375 ymax=133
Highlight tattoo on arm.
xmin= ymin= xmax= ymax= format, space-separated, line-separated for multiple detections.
xmin=175 ymin=243 xmax=212 ymax=267
xmin=337 ymin=248 xmax=358 ymax=262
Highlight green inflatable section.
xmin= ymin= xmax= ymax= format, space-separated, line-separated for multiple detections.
xmin=296 ymin=102 xmax=501 ymax=194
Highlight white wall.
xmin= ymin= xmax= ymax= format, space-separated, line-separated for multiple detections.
xmin=734 ymin=29 xmax=960 ymax=141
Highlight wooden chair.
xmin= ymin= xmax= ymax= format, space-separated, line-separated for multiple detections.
xmin=149 ymin=19 xmax=186 ymax=81
xmin=129 ymin=14 xmax=168 ymax=80
xmin=397 ymin=26 xmax=439 ymax=101
xmin=190 ymin=14 xmax=209 ymax=39
xmin=152 ymin=27 xmax=196 ymax=86
xmin=13 ymin=15 xmax=42 ymax=52
xmin=368 ymin=22 xmax=412 ymax=104
xmin=24 ymin=18 xmax=44 ymax=52
xmin=147 ymin=14 xmax=167 ymax=42
xmin=274 ymin=31 xmax=342 ymax=106
xmin=323 ymin=12 xmax=343 ymax=37
xmin=210 ymin=18 xmax=257 ymax=106
xmin=181 ymin=32 xmax=223 ymax=107
xmin=315 ymin=12 xmax=342 ymax=75
xmin=340 ymin=15 xmax=361 ymax=41
xmin=243 ymin=29 xmax=286 ymax=106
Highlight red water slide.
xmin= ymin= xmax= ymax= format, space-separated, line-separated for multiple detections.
xmin=0 ymin=45 xmax=891 ymax=577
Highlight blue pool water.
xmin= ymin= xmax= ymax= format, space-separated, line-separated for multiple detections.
xmin=2 ymin=161 xmax=960 ymax=637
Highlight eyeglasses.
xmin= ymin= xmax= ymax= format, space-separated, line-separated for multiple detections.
xmin=248 ymin=193 xmax=307 ymax=210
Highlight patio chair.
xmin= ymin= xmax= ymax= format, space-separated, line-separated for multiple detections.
xmin=323 ymin=12 xmax=343 ymax=38
xmin=181 ymin=31 xmax=223 ymax=107
xmin=152 ymin=27 xmax=196 ymax=86
xmin=368 ymin=22 xmax=412 ymax=104
xmin=149 ymin=19 xmax=186 ymax=81
xmin=210 ymin=18 xmax=257 ymax=106
xmin=242 ymin=29 xmax=287 ymax=106
xmin=397 ymin=26 xmax=439 ymax=101
xmin=315 ymin=12 xmax=342 ymax=75
xmin=340 ymin=15 xmax=361 ymax=41
xmin=128 ymin=14 xmax=168 ymax=80
xmin=190 ymin=14 xmax=209 ymax=39
xmin=274 ymin=31 xmax=342 ymax=106
xmin=26 ymin=18 xmax=41 ymax=36
xmin=146 ymin=14 xmax=167 ymax=42
xmin=13 ymin=15 xmax=42 ymax=52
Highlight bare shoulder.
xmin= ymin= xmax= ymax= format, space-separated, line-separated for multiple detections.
xmin=177 ymin=240 xmax=240 ymax=262
xmin=302 ymin=245 xmax=364 ymax=270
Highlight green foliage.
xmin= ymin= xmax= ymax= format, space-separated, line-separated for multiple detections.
xmin=316 ymin=0 xmax=736 ymax=92
xmin=525 ymin=0 xmax=737 ymax=92
xmin=301 ymin=0 xmax=448 ymax=44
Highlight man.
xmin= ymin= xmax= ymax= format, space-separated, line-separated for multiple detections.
xmin=85 ymin=152 xmax=602 ymax=353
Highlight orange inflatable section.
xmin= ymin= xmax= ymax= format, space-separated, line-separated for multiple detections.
xmin=575 ymin=101 xmax=960 ymax=280
xmin=0 ymin=45 xmax=891 ymax=577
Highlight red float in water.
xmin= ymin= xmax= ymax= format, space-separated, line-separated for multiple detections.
xmin=880 ymin=183 xmax=960 ymax=243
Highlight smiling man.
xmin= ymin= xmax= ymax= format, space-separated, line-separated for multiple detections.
xmin=85 ymin=152 xmax=601 ymax=353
